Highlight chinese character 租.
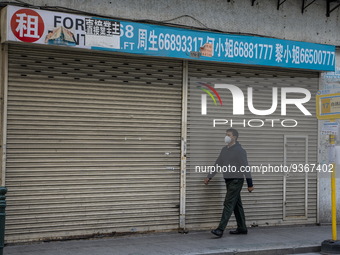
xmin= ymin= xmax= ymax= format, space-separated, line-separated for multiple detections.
xmin=15 ymin=13 xmax=40 ymax=38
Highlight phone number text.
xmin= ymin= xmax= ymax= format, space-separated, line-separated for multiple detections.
xmin=119 ymin=24 xmax=335 ymax=66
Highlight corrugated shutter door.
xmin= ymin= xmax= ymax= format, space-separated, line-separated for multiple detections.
xmin=186 ymin=61 xmax=318 ymax=230
xmin=5 ymin=44 xmax=182 ymax=243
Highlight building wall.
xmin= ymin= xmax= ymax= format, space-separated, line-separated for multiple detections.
xmin=318 ymin=50 xmax=340 ymax=223
xmin=2 ymin=0 xmax=339 ymax=237
xmin=12 ymin=0 xmax=340 ymax=46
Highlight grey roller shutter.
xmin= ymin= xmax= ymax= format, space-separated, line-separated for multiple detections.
xmin=186 ymin=61 xmax=318 ymax=230
xmin=5 ymin=44 xmax=182 ymax=243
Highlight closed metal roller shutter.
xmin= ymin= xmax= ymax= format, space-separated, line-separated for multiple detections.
xmin=5 ymin=44 xmax=182 ymax=243
xmin=186 ymin=61 xmax=318 ymax=230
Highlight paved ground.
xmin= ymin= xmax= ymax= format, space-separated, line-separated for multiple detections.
xmin=4 ymin=225 xmax=337 ymax=255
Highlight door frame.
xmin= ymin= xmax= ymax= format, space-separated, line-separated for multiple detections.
xmin=283 ymin=135 xmax=309 ymax=220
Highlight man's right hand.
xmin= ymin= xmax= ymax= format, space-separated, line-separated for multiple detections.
xmin=204 ymin=178 xmax=210 ymax=185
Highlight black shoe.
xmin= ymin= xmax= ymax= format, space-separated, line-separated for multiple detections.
xmin=211 ymin=228 xmax=223 ymax=237
xmin=229 ymin=229 xmax=248 ymax=235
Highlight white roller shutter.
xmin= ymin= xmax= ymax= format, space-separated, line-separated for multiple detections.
xmin=5 ymin=44 xmax=183 ymax=243
xmin=186 ymin=61 xmax=318 ymax=230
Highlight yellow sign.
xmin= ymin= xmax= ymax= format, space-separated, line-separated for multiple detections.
xmin=316 ymin=93 xmax=340 ymax=120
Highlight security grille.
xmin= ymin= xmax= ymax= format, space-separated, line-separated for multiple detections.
xmin=5 ymin=44 xmax=183 ymax=243
xmin=186 ymin=61 xmax=318 ymax=230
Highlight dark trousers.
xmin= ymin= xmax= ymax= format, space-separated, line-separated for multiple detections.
xmin=217 ymin=178 xmax=247 ymax=231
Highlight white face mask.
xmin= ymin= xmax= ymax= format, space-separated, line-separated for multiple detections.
xmin=224 ymin=136 xmax=231 ymax=144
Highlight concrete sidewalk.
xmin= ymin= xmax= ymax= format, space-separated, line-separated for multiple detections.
xmin=4 ymin=225 xmax=335 ymax=255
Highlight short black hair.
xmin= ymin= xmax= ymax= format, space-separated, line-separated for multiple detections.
xmin=226 ymin=128 xmax=239 ymax=140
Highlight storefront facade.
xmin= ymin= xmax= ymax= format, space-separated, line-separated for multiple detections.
xmin=0 ymin=5 xmax=336 ymax=243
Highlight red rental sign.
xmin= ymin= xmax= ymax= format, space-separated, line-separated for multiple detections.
xmin=10 ymin=8 xmax=44 ymax=43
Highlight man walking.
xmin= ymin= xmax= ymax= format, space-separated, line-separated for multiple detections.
xmin=204 ymin=128 xmax=254 ymax=238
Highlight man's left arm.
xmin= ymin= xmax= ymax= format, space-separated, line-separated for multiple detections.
xmin=240 ymin=149 xmax=254 ymax=192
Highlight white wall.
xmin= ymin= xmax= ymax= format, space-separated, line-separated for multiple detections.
xmin=9 ymin=0 xmax=340 ymax=46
